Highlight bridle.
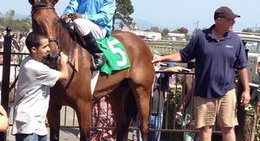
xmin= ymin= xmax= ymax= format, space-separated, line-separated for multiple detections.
xmin=31 ymin=4 xmax=60 ymax=46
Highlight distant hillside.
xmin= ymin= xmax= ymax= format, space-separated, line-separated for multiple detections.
xmin=0 ymin=13 xmax=30 ymax=19
xmin=14 ymin=14 xmax=30 ymax=19
xmin=134 ymin=19 xmax=158 ymax=30
xmin=0 ymin=12 xmax=165 ymax=31
xmin=134 ymin=19 xmax=175 ymax=31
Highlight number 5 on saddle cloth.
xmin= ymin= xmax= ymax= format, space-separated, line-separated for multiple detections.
xmin=96 ymin=36 xmax=131 ymax=75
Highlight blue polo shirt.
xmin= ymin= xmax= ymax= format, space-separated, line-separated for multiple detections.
xmin=180 ymin=25 xmax=247 ymax=98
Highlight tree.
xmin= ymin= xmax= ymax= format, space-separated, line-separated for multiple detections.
xmin=242 ymin=28 xmax=254 ymax=33
xmin=114 ymin=0 xmax=134 ymax=30
xmin=177 ymin=27 xmax=188 ymax=34
xmin=0 ymin=9 xmax=31 ymax=32
xmin=161 ymin=28 xmax=169 ymax=38
xmin=149 ymin=27 xmax=160 ymax=32
xmin=171 ymin=27 xmax=188 ymax=34
xmin=191 ymin=28 xmax=201 ymax=37
xmin=6 ymin=10 xmax=15 ymax=19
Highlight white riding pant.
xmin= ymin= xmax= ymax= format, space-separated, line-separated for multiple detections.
xmin=73 ymin=18 xmax=107 ymax=39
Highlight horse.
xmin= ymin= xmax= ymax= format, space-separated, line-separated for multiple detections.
xmin=28 ymin=0 xmax=155 ymax=141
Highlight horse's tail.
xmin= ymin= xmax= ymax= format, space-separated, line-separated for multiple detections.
xmin=124 ymin=90 xmax=138 ymax=126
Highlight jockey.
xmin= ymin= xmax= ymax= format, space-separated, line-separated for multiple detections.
xmin=61 ymin=0 xmax=116 ymax=70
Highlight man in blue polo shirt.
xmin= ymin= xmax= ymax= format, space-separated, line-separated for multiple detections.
xmin=152 ymin=6 xmax=250 ymax=141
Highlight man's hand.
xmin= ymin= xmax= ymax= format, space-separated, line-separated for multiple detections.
xmin=240 ymin=91 xmax=251 ymax=106
xmin=152 ymin=55 xmax=163 ymax=64
xmin=60 ymin=14 xmax=69 ymax=20
xmin=59 ymin=52 xmax=68 ymax=64
xmin=68 ymin=13 xmax=82 ymax=20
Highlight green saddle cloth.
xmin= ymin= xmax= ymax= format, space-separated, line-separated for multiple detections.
xmin=96 ymin=36 xmax=131 ymax=75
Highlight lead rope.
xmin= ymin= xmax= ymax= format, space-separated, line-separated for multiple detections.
xmin=62 ymin=24 xmax=80 ymax=91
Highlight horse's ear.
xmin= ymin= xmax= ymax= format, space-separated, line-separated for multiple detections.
xmin=28 ymin=0 xmax=56 ymax=6
xmin=50 ymin=0 xmax=58 ymax=6
xmin=28 ymin=0 xmax=35 ymax=5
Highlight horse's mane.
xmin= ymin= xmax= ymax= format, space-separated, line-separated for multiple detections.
xmin=58 ymin=19 xmax=86 ymax=49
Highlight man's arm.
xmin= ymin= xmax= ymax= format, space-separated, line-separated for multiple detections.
xmin=152 ymin=52 xmax=182 ymax=64
xmin=58 ymin=52 xmax=69 ymax=81
xmin=237 ymin=68 xmax=250 ymax=105
xmin=87 ymin=0 xmax=116 ymax=26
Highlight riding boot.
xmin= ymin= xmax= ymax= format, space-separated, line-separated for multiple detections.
xmin=83 ymin=32 xmax=107 ymax=70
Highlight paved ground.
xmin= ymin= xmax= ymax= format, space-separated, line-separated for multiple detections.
xmin=6 ymin=105 xmax=80 ymax=141
xmin=6 ymin=127 xmax=80 ymax=141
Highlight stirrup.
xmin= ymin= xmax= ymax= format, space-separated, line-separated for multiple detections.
xmin=91 ymin=53 xmax=107 ymax=70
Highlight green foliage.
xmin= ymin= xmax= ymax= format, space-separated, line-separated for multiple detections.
xmin=192 ymin=28 xmax=201 ymax=37
xmin=242 ymin=28 xmax=254 ymax=33
xmin=0 ymin=18 xmax=31 ymax=33
xmin=244 ymin=93 xmax=260 ymax=141
xmin=0 ymin=9 xmax=31 ymax=32
xmin=161 ymin=88 xmax=183 ymax=140
xmin=255 ymin=114 xmax=260 ymax=141
xmin=115 ymin=0 xmax=134 ymax=25
xmin=161 ymin=28 xmax=170 ymax=38
xmin=177 ymin=27 xmax=188 ymax=34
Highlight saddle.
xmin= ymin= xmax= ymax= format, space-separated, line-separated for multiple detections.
xmin=60 ymin=19 xmax=131 ymax=75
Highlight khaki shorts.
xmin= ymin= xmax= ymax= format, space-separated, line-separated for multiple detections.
xmin=194 ymin=89 xmax=238 ymax=129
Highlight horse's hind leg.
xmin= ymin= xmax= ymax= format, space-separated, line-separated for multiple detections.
xmin=109 ymin=83 xmax=133 ymax=141
xmin=129 ymin=73 xmax=154 ymax=141
xmin=135 ymin=87 xmax=151 ymax=141
xmin=47 ymin=103 xmax=62 ymax=141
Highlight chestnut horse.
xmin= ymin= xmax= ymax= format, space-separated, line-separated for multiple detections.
xmin=28 ymin=0 xmax=154 ymax=141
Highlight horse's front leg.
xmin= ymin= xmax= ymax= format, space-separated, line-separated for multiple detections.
xmin=47 ymin=103 xmax=62 ymax=141
xmin=76 ymin=101 xmax=92 ymax=141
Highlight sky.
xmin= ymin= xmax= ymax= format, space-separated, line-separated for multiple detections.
xmin=0 ymin=0 xmax=260 ymax=32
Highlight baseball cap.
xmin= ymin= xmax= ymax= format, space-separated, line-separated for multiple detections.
xmin=214 ymin=6 xmax=240 ymax=20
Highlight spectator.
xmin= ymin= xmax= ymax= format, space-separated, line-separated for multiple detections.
xmin=0 ymin=36 xmax=3 ymax=49
xmin=134 ymin=60 xmax=182 ymax=141
xmin=11 ymin=32 xmax=69 ymax=141
xmin=152 ymin=6 xmax=250 ymax=141
xmin=18 ymin=33 xmax=29 ymax=62
xmin=90 ymin=96 xmax=115 ymax=141
xmin=77 ymin=96 xmax=116 ymax=140
xmin=149 ymin=61 xmax=180 ymax=141
xmin=0 ymin=32 xmax=3 ymax=42
xmin=12 ymin=33 xmax=20 ymax=51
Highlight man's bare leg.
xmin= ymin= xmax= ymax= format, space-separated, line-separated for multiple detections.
xmin=221 ymin=127 xmax=236 ymax=141
xmin=199 ymin=126 xmax=213 ymax=141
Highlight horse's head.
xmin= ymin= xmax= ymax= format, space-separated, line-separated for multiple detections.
xmin=28 ymin=0 xmax=60 ymax=67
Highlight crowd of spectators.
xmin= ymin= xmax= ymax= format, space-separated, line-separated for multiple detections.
xmin=0 ymin=31 xmax=29 ymax=64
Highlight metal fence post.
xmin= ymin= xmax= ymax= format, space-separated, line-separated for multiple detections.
xmin=0 ymin=27 xmax=12 ymax=141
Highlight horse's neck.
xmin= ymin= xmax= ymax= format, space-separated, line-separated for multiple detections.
xmin=58 ymin=25 xmax=91 ymax=71
xmin=59 ymin=21 xmax=85 ymax=48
